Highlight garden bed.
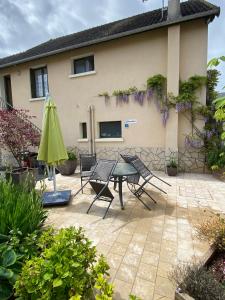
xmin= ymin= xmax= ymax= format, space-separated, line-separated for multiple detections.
xmin=174 ymin=213 xmax=225 ymax=300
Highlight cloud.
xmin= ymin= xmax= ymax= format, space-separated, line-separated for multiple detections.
xmin=0 ymin=0 xmax=224 ymax=90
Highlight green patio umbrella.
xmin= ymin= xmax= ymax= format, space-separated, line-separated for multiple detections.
xmin=38 ymin=98 xmax=70 ymax=205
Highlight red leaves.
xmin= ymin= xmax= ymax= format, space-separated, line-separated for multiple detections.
xmin=0 ymin=108 xmax=41 ymax=163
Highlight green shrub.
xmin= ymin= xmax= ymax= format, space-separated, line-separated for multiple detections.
xmin=67 ymin=147 xmax=77 ymax=160
xmin=0 ymin=179 xmax=47 ymax=237
xmin=196 ymin=213 xmax=225 ymax=251
xmin=171 ymin=263 xmax=225 ymax=300
xmin=0 ymin=229 xmax=42 ymax=300
xmin=15 ymin=227 xmax=113 ymax=300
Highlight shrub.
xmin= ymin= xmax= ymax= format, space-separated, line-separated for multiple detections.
xmin=171 ymin=263 xmax=225 ymax=300
xmin=0 ymin=230 xmax=42 ymax=300
xmin=196 ymin=213 xmax=225 ymax=250
xmin=67 ymin=147 xmax=77 ymax=161
xmin=15 ymin=227 xmax=113 ymax=300
xmin=0 ymin=179 xmax=47 ymax=237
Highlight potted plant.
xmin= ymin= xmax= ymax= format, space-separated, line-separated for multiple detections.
xmin=167 ymin=159 xmax=178 ymax=176
xmin=57 ymin=148 xmax=77 ymax=176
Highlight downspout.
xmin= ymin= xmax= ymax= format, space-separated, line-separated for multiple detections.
xmin=88 ymin=105 xmax=95 ymax=154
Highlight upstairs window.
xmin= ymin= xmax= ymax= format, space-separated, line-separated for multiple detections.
xmin=30 ymin=66 xmax=49 ymax=98
xmin=80 ymin=122 xmax=87 ymax=139
xmin=73 ymin=55 xmax=94 ymax=75
xmin=99 ymin=121 xmax=122 ymax=138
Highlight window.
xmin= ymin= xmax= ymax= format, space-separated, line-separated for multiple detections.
xmin=80 ymin=122 xmax=87 ymax=139
xmin=99 ymin=121 xmax=121 ymax=138
xmin=30 ymin=66 xmax=49 ymax=98
xmin=73 ymin=56 xmax=94 ymax=75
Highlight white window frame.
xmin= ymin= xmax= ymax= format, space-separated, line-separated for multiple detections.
xmin=69 ymin=53 xmax=96 ymax=78
xmin=30 ymin=64 xmax=49 ymax=100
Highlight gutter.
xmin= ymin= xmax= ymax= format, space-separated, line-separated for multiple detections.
xmin=0 ymin=8 xmax=220 ymax=70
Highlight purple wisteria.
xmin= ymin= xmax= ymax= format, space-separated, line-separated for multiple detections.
xmin=175 ymin=102 xmax=192 ymax=112
xmin=146 ymin=88 xmax=153 ymax=101
xmin=161 ymin=107 xmax=169 ymax=127
xmin=185 ymin=135 xmax=203 ymax=149
xmin=134 ymin=91 xmax=146 ymax=105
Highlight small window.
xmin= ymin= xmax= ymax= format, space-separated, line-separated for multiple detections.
xmin=73 ymin=56 xmax=94 ymax=75
xmin=99 ymin=121 xmax=121 ymax=138
xmin=80 ymin=122 xmax=87 ymax=139
xmin=30 ymin=66 xmax=49 ymax=98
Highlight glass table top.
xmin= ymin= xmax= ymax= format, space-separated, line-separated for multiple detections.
xmin=113 ymin=162 xmax=137 ymax=177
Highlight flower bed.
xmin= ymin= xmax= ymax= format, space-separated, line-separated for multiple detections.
xmin=172 ymin=213 xmax=225 ymax=300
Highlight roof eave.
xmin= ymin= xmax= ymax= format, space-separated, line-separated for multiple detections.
xmin=0 ymin=8 xmax=220 ymax=70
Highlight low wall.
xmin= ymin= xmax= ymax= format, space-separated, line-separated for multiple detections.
xmin=77 ymin=146 xmax=207 ymax=173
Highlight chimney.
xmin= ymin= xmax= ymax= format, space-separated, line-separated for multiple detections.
xmin=167 ymin=0 xmax=181 ymax=20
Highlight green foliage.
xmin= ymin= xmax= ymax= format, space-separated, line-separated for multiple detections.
xmin=67 ymin=148 xmax=77 ymax=160
xmin=0 ymin=180 xmax=47 ymax=237
xmin=206 ymin=148 xmax=225 ymax=170
xmin=167 ymin=159 xmax=177 ymax=168
xmin=176 ymin=75 xmax=206 ymax=104
xmin=196 ymin=213 xmax=225 ymax=251
xmin=0 ymin=244 xmax=23 ymax=300
xmin=15 ymin=227 xmax=113 ymax=300
xmin=207 ymin=69 xmax=220 ymax=105
xmin=208 ymin=56 xmax=225 ymax=68
xmin=129 ymin=295 xmax=142 ymax=300
xmin=0 ymin=229 xmax=44 ymax=300
xmin=147 ymin=74 xmax=166 ymax=100
xmin=98 ymin=92 xmax=110 ymax=98
xmin=171 ymin=263 xmax=225 ymax=300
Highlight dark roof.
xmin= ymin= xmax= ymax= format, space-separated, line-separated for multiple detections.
xmin=0 ymin=0 xmax=220 ymax=69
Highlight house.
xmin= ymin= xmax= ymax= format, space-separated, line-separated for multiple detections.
xmin=0 ymin=0 xmax=220 ymax=172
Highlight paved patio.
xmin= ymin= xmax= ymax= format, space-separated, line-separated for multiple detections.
xmin=38 ymin=171 xmax=225 ymax=300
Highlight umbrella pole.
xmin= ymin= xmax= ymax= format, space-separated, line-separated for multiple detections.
xmin=53 ymin=166 xmax=57 ymax=193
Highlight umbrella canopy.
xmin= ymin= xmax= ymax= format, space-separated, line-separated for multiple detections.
xmin=37 ymin=99 xmax=68 ymax=165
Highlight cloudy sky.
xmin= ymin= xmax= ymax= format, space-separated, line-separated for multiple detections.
xmin=0 ymin=0 xmax=224 ymax=91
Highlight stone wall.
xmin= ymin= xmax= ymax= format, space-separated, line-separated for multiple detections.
xmin=77 ymin=146 xmax=207 ymax=173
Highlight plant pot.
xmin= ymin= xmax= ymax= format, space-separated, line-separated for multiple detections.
xmin=167 ymin=166 xmax=178 ymax=176
xmin=57 ymin=160 xmax=77 ymax=176
xmin=5 ymin=167 xmax=38 ymax=188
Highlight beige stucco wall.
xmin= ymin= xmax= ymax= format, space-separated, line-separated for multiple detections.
xmin=0 ymin=19 xmax=208 ymax=157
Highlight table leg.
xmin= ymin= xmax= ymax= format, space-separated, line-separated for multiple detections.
xmin=113 ymin=176 xmax=117 ymax=190
xmin=118 ymin=176 xmax=124 ymax=210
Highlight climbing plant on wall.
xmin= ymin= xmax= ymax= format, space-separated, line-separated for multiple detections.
xmin=98 ymin=74 xmax=207 ymax=128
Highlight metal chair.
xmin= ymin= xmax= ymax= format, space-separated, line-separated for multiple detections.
xmin=121 ymin=154 xmax=171 ymax=208
xmin=80 ymin=153 xmax=96 ymax=193
xmin=86 ymin=159 xmax=117 ymax=218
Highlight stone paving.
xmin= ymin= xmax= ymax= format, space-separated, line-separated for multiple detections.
xmin=37 ymin=172 xmax=225 ymax=300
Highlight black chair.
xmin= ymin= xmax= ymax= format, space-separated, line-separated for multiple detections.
xmin=86 ymin=159 xmax=117 ymax=219
xmin=74 ymin=159 xmax=117 ymax=218
xmin=121 ymin=154 xmax=171 ymax=209
xmin=80 ymin=153 xmax=96 ymax=193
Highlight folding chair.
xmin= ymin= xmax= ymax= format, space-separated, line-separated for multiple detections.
xmin=80 ymin=153 xmax=96 ymax=193
xmin=75 ymin=159 xmax=117 ymax=219
xmin=121 ymin=154 xmax=171 ymax=208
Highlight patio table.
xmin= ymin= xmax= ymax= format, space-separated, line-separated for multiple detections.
xmin=112 ymin=162 xmax=137 ymax=210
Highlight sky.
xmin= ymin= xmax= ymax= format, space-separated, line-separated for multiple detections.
xmin=0 ymin=0 xmax=224 ymax=91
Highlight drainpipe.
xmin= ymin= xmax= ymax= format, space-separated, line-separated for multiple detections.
xmin=88 ymin=105 xmax=95 ymax=154
xmin=167 ymin=0 xmax=181 ymax=20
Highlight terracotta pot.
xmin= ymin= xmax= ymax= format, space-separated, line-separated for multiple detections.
xmin=57 ymin=160 xmax=77 ymax=176
xmin=167 ymin=166 xmax=178 ymax=176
